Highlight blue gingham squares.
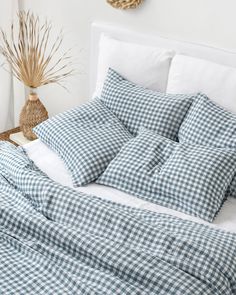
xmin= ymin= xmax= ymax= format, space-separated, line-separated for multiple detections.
xmin=178 ymin=94 xmax=236 ymax=197
xmin=0 ymin=141 xmax=33 ymax=169
xmin=178 ymin=93 xmax=236 ymax=147
xmin=34 ymin=100 xmax=132 ymax=186
xmin=100 ymin=68 xmax=197 ymax=140
xmin=97 ymin=128 xmax=236 ymax=221
xmin=1 ymin=141 xmax=236 ymax=294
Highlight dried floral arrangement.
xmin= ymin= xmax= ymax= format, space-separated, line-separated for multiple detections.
xmin=0 ymin=11 xmax=75 ymax=140
xmin=107 ymin=0 xmax=143 ymax=9
xmin=0 ymin=10 xmax=74 ymax=89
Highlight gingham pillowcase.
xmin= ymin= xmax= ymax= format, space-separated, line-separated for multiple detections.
xmin=97 ymin=128 xmax=236 ymax=221
xmin=34 ymin=100 xmax=132 ymax=186
xmin=178 ymin=93 xmax=236 ymax=147
xmin=99 ymin=68 xmax=197 ymax=140
xmin=178 ymin=94 xmax=236 ymax=197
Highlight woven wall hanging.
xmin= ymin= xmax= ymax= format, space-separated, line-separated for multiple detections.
xmin=107 ymin=0 xmax=143 ymax=9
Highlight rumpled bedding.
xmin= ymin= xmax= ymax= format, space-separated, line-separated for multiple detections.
xmin=0 ymin=142 xmax=235 ymax=295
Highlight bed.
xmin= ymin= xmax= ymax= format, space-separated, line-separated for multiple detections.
xmin=0 ymin=22 xmax=236 ymax=295
xmin=24 ymin=138 xmax=236 ymax=233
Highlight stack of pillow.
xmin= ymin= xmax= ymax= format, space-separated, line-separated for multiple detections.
xmin=34 ymin=35 xmax=236 ymax=223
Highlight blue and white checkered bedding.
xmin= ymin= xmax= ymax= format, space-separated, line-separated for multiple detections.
xmin=178 ymin=93 xmax=236 ymax=198
xmin=97 ymin=128 xmax=236 ymax=222
xmin=0 ymin=142 xmax=236 ymax=295
xmin=100 ymin=68 xmax=196 ymax=140
xmin=34 ymin=100 xmax=132 ymax=187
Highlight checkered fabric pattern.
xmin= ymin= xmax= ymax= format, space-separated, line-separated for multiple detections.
xmin=99 ymin=68 xmax=197 ymax=140
xmin=178 ymin=93 xmax=236 ymax=147
xmin=0 ymin=142 xmax=236 ymax=294
xmin=178 ymin=94 xmax=236 ymax=198
xmin=34 ymin=100 xmax=132 ymax=187
xmin=97 ymin=128 xmax=236 ymax=222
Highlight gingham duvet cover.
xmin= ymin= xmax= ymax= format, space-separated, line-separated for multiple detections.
xmin=0 ymin=142 xmax=236 ymax=295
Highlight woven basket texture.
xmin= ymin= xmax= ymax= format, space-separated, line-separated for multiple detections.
xmin=107 ymin=0 xmax=143 ymax=9
xmin=20 ymin=98 xmax=48 ymax=140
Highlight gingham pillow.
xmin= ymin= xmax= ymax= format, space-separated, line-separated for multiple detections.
xmin=34 ymin=100 xmax=132 ymax=186
xmin=178 ymin=93 xmax=236 ymax=147
xmin=97 ymin=128 xmax=236 ymax=221
xmin=99 ymin=68 xmax=197 ymax=140
xmin=178 ymin=94 xmax=236 ymax=197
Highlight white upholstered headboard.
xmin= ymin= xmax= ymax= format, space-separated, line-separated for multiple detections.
xmin=90 ymin=22 xmax=236 ymax=96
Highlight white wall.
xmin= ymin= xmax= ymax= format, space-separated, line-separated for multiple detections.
xmin=21 ymin=0 xmax=236 ymax=116
xmin=0 ymin=0 xmax=24 ymax=132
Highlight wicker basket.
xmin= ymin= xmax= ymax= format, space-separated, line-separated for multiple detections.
xmin=107 ymin=0 xmax=143 ymax=9
xmin=19 ymin=92 xmax=48 ymax=140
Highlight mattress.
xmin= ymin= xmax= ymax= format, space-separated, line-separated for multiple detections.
xmin=24 ymin=139 xmax=236 ymax=233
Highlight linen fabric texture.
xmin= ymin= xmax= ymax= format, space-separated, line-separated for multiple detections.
xmin=100 ymin=68 xmax=198 ymax=140
xmin=167 ymin=54 xmax=236 ymax=113
xmin=0 ymin=142 xmax=236 ymax=294
xmin=179 ymin=93 xmax=236 ymax=197
xmin=97 ymin=128 xmax=236 ymax=221
xmin=95 ymin=34 xmax=175 ymax=97
xmin=34 ymin=100 xmax=132 ymax=186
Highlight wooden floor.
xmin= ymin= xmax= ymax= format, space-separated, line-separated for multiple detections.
xmin=0 ymin=127 xmax=20 ymax=145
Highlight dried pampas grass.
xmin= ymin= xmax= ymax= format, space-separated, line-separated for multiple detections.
xmin=0 ymin=10 xmax=74 ymax=89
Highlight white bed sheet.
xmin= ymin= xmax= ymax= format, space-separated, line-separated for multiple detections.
xmin=24 ymin=139 xmax=236 ymax=233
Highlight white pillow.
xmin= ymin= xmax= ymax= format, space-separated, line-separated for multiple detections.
xmin=94 ymin=34 xmax=175 ymax=97
xmin=167 ymin=54 xmax=236 ymax=113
